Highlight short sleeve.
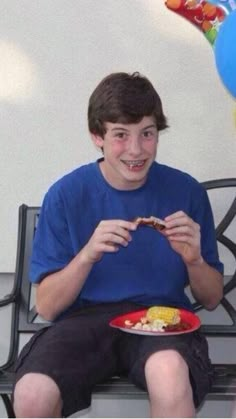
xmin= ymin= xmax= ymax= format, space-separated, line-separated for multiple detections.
xmin=30 ymin=186 xmax=74 ymax=283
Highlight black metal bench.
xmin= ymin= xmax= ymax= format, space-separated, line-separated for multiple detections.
xmin=0 ymin=178 xmax=236 ymax=418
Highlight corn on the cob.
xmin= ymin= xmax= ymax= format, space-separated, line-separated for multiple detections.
xmin=146 ymin=306 xmax=180 ymax=325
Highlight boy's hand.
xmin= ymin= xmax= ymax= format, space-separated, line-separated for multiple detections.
xmin=163 ymin=211 xmax=203 ymax=266
xmin=82 ymin=220 xmax=137 ymax=263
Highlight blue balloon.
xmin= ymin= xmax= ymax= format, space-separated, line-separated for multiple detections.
xmin=214 ymin=10 xmax=236 ymax=98
xmin=208 ymin=0 xmax=236 ymax=14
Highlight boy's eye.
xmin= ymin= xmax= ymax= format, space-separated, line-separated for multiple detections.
xmin=143 ymin=131 xmax=152 ymax=137
xmin=115 ymin=132 xmax=126 ymax=139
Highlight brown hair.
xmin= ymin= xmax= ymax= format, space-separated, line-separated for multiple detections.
xmin=88 ymin=72 xmax=168 ymax=137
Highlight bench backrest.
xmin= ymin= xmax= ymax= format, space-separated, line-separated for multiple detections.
xmin=2 ymin=178 xmax=236 ymax=370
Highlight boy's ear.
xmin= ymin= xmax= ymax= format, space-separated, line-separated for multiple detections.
xmin=91 ymin=133 xmax=104 ymax=149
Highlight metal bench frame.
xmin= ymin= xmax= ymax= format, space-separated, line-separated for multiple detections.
xmin=0 ymin=178 xmax=236 ymax=417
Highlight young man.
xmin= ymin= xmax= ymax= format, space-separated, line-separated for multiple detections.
xmin=13 ymin=72 xmax=223 ymax=418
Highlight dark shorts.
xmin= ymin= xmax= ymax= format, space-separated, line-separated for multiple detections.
xmin=14 ymin=301 xmax=214 ymax=417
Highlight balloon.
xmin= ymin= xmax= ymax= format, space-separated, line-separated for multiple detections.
xmin=207 ymin=0 xmax=236 ymax=14
xmin=214 ymin=9 xmax=236 ymax=98
xmin=165 ymin=0 xmax=227 ymax=45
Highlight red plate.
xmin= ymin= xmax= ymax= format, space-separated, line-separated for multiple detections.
xmin=109 ymin=308 xmax=201 ymax=336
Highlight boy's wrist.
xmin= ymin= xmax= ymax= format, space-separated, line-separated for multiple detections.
xmin=187 ymin=256 xmax=204 ymax=267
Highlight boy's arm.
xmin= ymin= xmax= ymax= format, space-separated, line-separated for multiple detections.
xmin=163 ymin=210 xmax=223 ymax=309
xmin=185 ymin=258 xmax=223 ymax=309
xmin=36 ymin=249 xmax=93 ymax=321
xmin=36 ymin=219 xmax=137 ymax=321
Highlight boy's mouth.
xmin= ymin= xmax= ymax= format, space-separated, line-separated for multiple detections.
xmin=121 ymin=159 xmax=146 ymax=169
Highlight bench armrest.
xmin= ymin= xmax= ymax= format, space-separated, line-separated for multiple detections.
xmin=0 ymin=293 xmax=16 ymax=307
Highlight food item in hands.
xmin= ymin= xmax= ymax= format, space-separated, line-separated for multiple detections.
xmin=134 ymin=216 xmax=166 ymax=231
xmin=146 ymin=306 xmax=180 ymax=325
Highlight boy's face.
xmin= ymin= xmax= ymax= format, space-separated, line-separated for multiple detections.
xmin=91 ymin=116 xmax=159 ymax=190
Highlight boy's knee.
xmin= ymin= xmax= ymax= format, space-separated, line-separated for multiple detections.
xmin=145 ymin=350 xmax=191 ymax=400
xmin=14 ymin=373 xmax=62 ymax=417
xmin=145 ymin=349 xmax=188 ymax=377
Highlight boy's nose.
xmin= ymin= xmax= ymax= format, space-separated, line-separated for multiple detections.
xmin=128 ymin=138 xmax=142 ymax=155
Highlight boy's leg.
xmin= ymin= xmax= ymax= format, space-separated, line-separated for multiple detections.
xmin=14 ymin=373 xmax=62 ymax=418
xmin=119 ymin=330 xmax=213 ymax=417
xmin=13 ymin=312 xmax=120 ymax=417
xmin=145 ymin=350 xmax=195 ymax=418
xmin=13 ymin=301 xmax=141 ymax=417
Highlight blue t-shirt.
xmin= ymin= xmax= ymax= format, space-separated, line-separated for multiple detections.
xmin=30 ymin=160 xmax=223 ymax=316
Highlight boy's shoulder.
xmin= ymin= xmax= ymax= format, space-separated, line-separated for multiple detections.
xmin=153 ymin=162 xmax=202 ymax=189
xmin=48 ymin=161 xmax=97 ymax=194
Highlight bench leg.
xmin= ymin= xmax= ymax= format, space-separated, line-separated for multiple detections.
xmin=1 ymin=394 xmax=15 ymax=418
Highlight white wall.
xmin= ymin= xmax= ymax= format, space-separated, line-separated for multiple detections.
xmin=0 ymin=0 xmax=235 ymax=271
